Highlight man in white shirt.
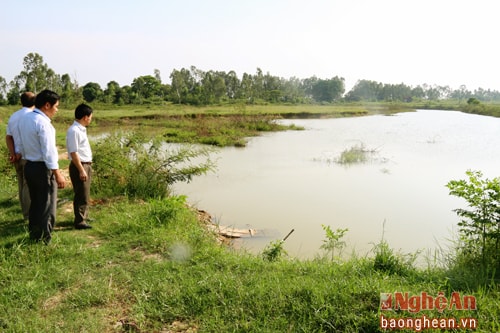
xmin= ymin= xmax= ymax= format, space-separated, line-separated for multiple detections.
xmin=18 ymin=89 xmax=66 ymax=244
xmin=66 ymin=103 xmax=93 ymax=229
xmin=5 ymin=92 xmax=35 ymax=220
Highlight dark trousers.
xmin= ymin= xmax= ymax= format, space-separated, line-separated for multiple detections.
xmin=69 ymin=162 xmax=92 ymax=225
xmin=24 ymin=161 xmax=57 ymax=243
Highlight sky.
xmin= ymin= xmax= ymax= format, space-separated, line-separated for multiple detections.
xmin=1 ymin=0 xmax=499 ymax=92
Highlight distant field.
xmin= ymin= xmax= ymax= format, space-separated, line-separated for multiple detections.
xmin=49 ymin=102 xmax=413 ymax=121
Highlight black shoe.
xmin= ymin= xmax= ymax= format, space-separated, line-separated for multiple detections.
xmin=75 ymin=223 xmax=92 ymax=230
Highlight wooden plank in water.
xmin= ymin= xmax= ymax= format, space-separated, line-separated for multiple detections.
xmin=205 ymin=223 xmax=257 ymax=238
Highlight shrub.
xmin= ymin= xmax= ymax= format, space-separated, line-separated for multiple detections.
xmin=446 ymin=170 xmax=500 ymax=281
xmin=92 ymin=131 xmax=215 ymax=199
xmin=262 ymin=240 xmax=287 ymax=262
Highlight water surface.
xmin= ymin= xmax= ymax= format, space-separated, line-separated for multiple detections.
xmin=174 ymin=110 xmax=500 ymax=259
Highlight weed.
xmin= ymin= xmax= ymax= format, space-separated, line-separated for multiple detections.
xmin=339 ymin=144 xmax=369 ymax=164
xmin=262 ymin=239 xmax=287 ymax=262
xmin=320 ymin=224 xmax=348 ymax=260
xmin=371 ymin=222 xmax=417 ymax=276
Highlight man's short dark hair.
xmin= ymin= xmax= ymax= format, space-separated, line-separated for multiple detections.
xmin=75 ymin=103 xmax=93 ymax=120
xmin=35 ymin=89 xmax=60 ymax=109
xmin=20 ymin=92 xmax=35 ymax=107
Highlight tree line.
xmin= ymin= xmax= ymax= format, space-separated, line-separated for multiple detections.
xmin=2 ymin=52 xmax=500 ymax=107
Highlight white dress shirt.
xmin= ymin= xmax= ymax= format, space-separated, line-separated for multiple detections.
xmin=6 ymin=107 xmax=32 ymax=154
xmin=18 ymin=109 xmax=59 ymax=170
xmin=66 ymin=121 xmax=92 ymax=162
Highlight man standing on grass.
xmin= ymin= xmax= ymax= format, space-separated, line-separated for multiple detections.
xmin=66 ymin=103 xmax=94 ymax=230
xmin=5 ymin=91 xmax=36 ymax=221
xmin=18 ymin=89 xmax=66 ymax=244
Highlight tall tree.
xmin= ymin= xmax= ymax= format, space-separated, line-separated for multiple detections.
xmin=59 ymin=73 xmax=79 ymax=105
xmin=103 ymin=81 xmax=122 ymax=104
xmin=169 ymin=68 xmax=196 ymax=104
xmin=262 ymin=72 xmax=282 ymax=102
xmin=19 ymin=53 xmax=58 ymax=93
xmin=224 ymin=70 xmax=240 ymax=100
xmin=7 ymin=76 xmax=23 ymax=105
xmin=154 ymin=69 xmax=162 ymax=83
xmin=201 ymin=70 xmax=227 ymax=104
xmin=281 ymin=76 xmax=305 ymax=103
xmin=253 ymin=68 xmax=264 ymax=100
xmin=239 ymin=72 xmax=254 ymax=101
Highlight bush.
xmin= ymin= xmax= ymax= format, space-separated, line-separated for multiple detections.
xmin=92 ymin=131 xmax=215 ymax=199
xmin=446 ymin=170 xmax=500 ymax=282
xmin=262 ymin=240 xmax=287 ymax=262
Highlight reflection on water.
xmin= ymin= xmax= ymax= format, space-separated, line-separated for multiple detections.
xmin=174 ymin=110 xmax=500 ymax=259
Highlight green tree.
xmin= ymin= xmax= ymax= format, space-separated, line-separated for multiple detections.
xmin=239 ymin=72 xmax=254 ymax=102
xmin=82 ymin=82 xmax=103 ymax=103
xmin=131 ymin=75 xmax=163 ymax=103
xmin=280 ymin=77 xmax=305 ymax=104
xmin=59 ymin=73 xmax=79 ymax=105
xmin=379 ymin=83 xmax=413 ymax=102
xmin=6 ymin=78 xmax=23 ymax=105
xmin=253 ymin=68 xmax=265 ymax=100
xmin=169 ymin=68 xmax=192 ymax=104
xmin=120 ymin=85 xmax=133 ymax=104
xmin=446 ymin=170 xmax=500 ymax=277
xmin=262 ymin=72 xmax=282 ymax=103
xmin=19 ymin=52 xmax=59 ymax=93
xmin=224 ymin=70 xmax=240 ymax=100
xmin=154 ymin=68 xmax=162 ymax=83
xmin=201 ymin=70 xmax=227 ymax=104
xmin=169 ymin=67 xmax=201 ymax=104
xmin=345 ymin=80 xmax=382 ymax=102
xmin=311 ymin=77 xmax=345 ymax=103
xmin=103 ymin=81 xmax=122 ymax=104
xmin=411 ymin=85 xmax=426 ymax=100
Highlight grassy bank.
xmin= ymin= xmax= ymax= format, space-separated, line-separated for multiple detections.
xmin=1 ymin=103 xmax=407 ymax=148
xmin=1 ymin=103 xmax=499 ymax=332
xmin=1 ymin=190 xmax=498 ymax=332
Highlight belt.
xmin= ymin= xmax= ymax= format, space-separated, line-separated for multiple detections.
xmin=72 ymin=161 xmax=92 ymax=165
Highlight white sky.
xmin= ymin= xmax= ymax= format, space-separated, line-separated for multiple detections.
xmin=1 ymin=0 xmax=499 ymax=92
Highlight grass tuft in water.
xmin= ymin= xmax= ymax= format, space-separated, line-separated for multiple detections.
xmin=337 ymin=143 xmax=378 ymax=165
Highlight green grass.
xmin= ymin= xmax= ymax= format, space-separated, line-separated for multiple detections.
xmin=1 ymin=103 xmax=500 ymax=332
xmin=337 ymin=144 xmax=373 ymax=165
xmin=0 ymin=179 xmax=499 ymax=332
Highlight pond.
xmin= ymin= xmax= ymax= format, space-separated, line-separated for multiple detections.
xmin=173 ymin=110 xmax=500 ymax=260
